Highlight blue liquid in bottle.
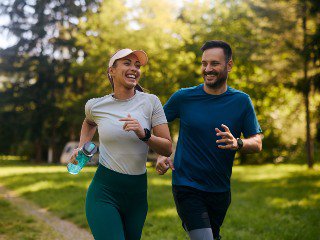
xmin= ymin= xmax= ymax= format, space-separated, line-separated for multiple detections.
xmin=67 ymin=142 xmax=98 ymax=175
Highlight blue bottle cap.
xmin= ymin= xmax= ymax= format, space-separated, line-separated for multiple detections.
xmin=82 ymin=142 xmax=98 ymax=157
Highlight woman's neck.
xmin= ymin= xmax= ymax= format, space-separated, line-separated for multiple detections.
xmin=113 ymin=86 xmax=135 ymax=100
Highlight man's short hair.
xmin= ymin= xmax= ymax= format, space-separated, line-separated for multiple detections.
xmin=201 ymin=40 xmax=232 ymax=62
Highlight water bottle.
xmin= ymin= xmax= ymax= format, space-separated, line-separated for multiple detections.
xmin=67 ymin=142 xmax=98 ymax=175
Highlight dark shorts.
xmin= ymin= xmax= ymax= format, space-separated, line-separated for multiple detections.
xmin=172 ymin=185 xmax=231 ymax=238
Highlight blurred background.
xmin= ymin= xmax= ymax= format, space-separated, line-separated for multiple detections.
xmin=0 ymin=0 xmax=319 ymax=166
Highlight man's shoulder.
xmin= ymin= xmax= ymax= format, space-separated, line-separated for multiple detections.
xmin=173 ymin=84 xmax=203 ymax=97
xmin=227 ymin=86 xmax=251 ymax=100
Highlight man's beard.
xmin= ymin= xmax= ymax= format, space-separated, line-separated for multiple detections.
xmin=204 ymin=71 xmax=228 ymax=89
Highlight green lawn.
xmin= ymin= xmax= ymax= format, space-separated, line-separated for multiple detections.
xmin=0 ymin=197 xmax=62 ymax=240
xmin=0 ymin=160 xmax=319 ymax=240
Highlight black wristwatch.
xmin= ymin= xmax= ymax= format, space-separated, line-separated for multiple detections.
xmin=236 ymin=138 xmax=243 ymax=150
xmin=139 ymin=128 xmax=151 ymax=142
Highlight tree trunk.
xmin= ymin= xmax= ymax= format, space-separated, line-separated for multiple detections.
xmin=34 ymin=139 xmax=42 ymax=163
xmin=302 ymin=1 xmax=314 ymax=169
xmin=304 ymin=92 xmax=314 ymax=168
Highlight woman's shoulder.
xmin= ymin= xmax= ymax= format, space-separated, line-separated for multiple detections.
xmin=86 ymin=94 xmax=112 ymax=109
xmin=137 ymin=91 xmax=160 ymax=99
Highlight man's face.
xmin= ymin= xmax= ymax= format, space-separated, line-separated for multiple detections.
xmin=201 ymin=48 xmax=232 ymax=89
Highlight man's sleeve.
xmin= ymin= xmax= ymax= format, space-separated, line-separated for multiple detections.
xmin=163 ymin=90 xmax=182 ymax=122
xmin=242 ymin=96 xmax=262 ymax=138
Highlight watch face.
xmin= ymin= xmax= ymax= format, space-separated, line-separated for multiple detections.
xmin=140 ymin=128 xmax=151 ymax=142
xmin=237 ymin=138 xmax=243 ymax=148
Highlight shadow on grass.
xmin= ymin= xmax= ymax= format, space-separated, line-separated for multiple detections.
xmin=0 ymin=168 xmax=186 ymax=239
xmin=225 ymin=171 xmax=320 ymax=240
xmin=0 ymin=171 xmax=92 ymax=227
xmin=1 ymin=163 xmax=319 ymax=239
xmin=0 ymin=159 xmax=36 ymax=166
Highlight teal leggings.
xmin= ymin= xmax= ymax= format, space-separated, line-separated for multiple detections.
xmin=86 ymin=164 xmax=148 ymax=240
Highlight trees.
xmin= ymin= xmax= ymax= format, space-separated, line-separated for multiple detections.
xmin=247 ymin=0 xmax=320 ymax=167
xmin=0 ymin=0 xmax=318 ymax=165
xmin=0 ymin=0 xmax=98 ymax=162
xmin=300 ymin=0 xmax=320 ymax=168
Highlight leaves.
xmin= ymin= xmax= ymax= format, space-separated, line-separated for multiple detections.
xmin=0 ymin=0 xmax=319 ymax=164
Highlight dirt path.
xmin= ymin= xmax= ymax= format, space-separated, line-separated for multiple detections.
xmin=0 ymin=185 xmax=94 ymax=240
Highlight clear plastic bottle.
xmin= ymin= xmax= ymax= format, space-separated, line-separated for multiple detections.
xmin=67 ymin=142 xmax=98 ymax=175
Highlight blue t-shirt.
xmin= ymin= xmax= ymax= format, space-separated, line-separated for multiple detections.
xmin=164 ymin=84 xmax=262 ymax=192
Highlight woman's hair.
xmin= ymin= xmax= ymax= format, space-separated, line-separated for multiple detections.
xmin=107 ymin=60 xmax=144 ymax=92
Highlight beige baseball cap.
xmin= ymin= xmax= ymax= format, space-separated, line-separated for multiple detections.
xmin=108 ymin=49 xmax=148 ymax=68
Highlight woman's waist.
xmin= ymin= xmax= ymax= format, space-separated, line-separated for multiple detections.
xmin=93 ymin=164 xmax=147 ymax=193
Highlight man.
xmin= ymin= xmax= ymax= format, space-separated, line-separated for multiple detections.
xmin=156 ymin=40 xmax=262 ymax=240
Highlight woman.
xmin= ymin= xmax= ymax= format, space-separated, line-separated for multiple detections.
xmin=70 ymin=48 xmax=172 ymax=240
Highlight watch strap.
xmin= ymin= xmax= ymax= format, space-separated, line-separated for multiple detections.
xmin=236 ymin=138 xmax=243 ymax=150
xmin=139 ymin=128 xmax=151 ymax=142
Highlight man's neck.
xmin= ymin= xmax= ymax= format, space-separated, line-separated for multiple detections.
xmin=203 ymin=83 xmax=228 ymax=95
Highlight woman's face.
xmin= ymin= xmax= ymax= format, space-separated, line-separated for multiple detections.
xmin=109 ymin=53 xmax=142 ymax=90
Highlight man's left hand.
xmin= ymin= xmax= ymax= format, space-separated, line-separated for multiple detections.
xmin=215 ymin=124 xmax=238 ymax=150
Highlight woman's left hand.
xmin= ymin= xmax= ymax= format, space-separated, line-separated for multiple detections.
xmin=119 ymin=114 xmax=145 ymax=138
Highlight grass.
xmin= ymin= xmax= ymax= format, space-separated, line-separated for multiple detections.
xmin=0 ymin=197 xmax=62 ymax=240
xmin=0 ymin=160 xmax=319 ymax=239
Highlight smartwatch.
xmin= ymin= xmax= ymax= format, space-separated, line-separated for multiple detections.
xmin=139 ymin=128 xmax=151 ymax=142
xmin=236 ymin=138 xmax=243 ymax=150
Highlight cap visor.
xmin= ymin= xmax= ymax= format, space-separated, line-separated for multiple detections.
xmin=132 ymin=50 xmax=148 ymax=66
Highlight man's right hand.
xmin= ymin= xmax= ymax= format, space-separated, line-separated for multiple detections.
xmin=156 ymin=156 xmax=174 ymax=175
xmin=69 ymin=148 xmax=81 ymax=165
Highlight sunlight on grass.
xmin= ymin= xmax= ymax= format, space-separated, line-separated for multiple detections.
xmin=268 ymin=194 xmax=320 ymax=208
xmin=0 ymin=165 xmax=96 ymax=177
xmin=152 ymin=208 xmax=177 ymax=218
xmin=0 ymin=166 xmax=67 ymax=176
xmin=14 ymin=180 xmax=87 ymax=195
xmin=79 ymin=166 xmax=97 ymax=173
xmin=0 ymin=197 xmax=62 ymax=240
xmin=232 ymin=164 xmax=316 ymax=182
xmin=0 ymin=162 xmax=319 ymax=240
xmin=149 ymin=178 xmax=171 ymax=186
xmin=17 ymin=181 xmax=55 ymax=194
xmin=0 ymin=156 xmax=28 ymax=160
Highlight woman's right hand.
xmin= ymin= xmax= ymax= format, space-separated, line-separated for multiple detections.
xmin=69 ymin=148 xmax=81 ymax=165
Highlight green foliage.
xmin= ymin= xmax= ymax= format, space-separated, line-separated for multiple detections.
xmin=0 ymin=0 xmax=319 ymax=164
xmin=0 ymin=0 xmax=99 ymax=161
